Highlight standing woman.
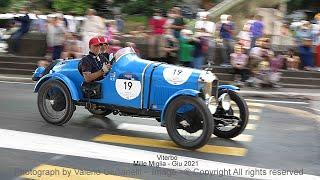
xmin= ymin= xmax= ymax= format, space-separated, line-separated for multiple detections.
xmin=51 ymin=15 xmax=66 ymax=60
xmin=81 ymin=9 xmax=106 ymax=54
xmin=46 ymin=15 xmax=55 ymax=60
xmin=148 ymin=9 xmax=166 ymax=60
xmin=296 ymin=21 xmax=314 ymax=69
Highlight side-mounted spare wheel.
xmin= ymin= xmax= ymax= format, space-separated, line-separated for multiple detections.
xmin=37 ymin=80 xmax=75 ymax=125
xmin=165 ymin=96 xmax=213 ymax=150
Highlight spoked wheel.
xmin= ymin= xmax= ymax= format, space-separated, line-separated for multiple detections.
xmin=165 ymin=96 xmax=213 ymax=150
xmin=87 ymin=108 xmax=112 ymax=116
xmin=213 ymin=89 xmax=249 ymax=138
xmin=37 ymin=80 xmax=75 ymax=125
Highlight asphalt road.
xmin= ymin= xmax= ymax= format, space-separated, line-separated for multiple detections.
xmin=0 ymin=82 xmax=319 ymax=180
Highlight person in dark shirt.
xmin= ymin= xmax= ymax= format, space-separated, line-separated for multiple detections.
xmin=219 ymin=15 xmax=235 ymax=66
xmin=11 ymin=6 xmax=31 ymax=53
xmin=80 ymin=37 xmax=111 ymax=82
xmin=250 ymin=15 xmax=264 ymax=48
xmin=190 ymin=32 xmax=207 ymax=69
xmin=171 ymin=7 xmax=185 ymax=39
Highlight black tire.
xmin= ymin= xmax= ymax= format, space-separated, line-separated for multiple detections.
xmin=87 ymin=108 xmax=112 ymax=116
xmin=165 ymin=96 xmax=213 ymax=150
xmin=37 ymin=80 xmax=75 ymax=125
xmin=213 ymin=89 xmax=249 ymax=138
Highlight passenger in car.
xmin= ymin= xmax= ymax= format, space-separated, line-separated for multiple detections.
xmin=98 ymin=36 xmax=110 ymax=62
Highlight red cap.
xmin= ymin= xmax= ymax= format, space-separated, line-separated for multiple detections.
xmin=89 ymin=37 xmax=101 ymax=46
xmin=98 ymin=36 xmax=108 ymax=44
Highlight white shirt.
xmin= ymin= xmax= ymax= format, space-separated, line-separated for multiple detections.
xmin=312 ymin=22 xmax=320 ymax=45
xmin=195 ymin=20 xmax=216 ymax=35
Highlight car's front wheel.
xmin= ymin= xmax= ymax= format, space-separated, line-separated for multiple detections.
xmin=213 ymin=89 xmax=249 ymax=138
xmin=165 ymin=96 xmax=213 ymax=150
xmin=37 ymin=80 xmax=75 ymax=125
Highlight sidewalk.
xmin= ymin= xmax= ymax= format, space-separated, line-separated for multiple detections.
xmin=0 ymin=74 xmax=33 ymax=83
xmin=0 ymin=74 xmax=319 ymax=100
xmin=239 ymin=88 xmax=320 ymax=100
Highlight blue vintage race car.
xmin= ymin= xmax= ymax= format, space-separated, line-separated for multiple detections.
xmin=33 ymin=47 xmax=249 ymax=149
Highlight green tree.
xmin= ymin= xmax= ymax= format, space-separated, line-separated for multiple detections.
xmin=121 ymin=0 xmax=180 ymax=16
xmin=0 ymin=0 xmax=11 ymax=13
xmin=0 ymin=0 xmax=11 ymax=7
xmin=53 ymin=0 xmax=92 ymax=15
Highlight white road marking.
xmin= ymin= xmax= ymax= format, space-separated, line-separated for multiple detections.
xmin=245 ymin=124 xmax=256 ymax=130
xmin=245 ymin=99 xmax=309 ymax=105
xmin=0 ymin=128 xmax=317 ymax=180
xmin=247 ymin=108 xmax=262 ymax=113
xmin=233 ymin=113 xmax=261 ymax=121
xmin=232 ymin=101 xmax=265 ymax=108
xmin=308 ymin=107 xmax=320 ymax=112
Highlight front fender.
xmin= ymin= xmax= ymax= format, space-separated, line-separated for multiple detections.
xmin=218 ymin=85 xmax=240 ymax=91
xmin=34 ymin=73 xmax=80 ymax=101
xmin=160 ymin=89 xmax=200 ymax=126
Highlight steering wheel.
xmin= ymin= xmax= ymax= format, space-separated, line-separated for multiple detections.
xmin=108 ymin=53 xmax=115 ymax=65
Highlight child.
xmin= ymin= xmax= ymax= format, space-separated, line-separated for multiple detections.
xmin=284 ymin=49 xmax=300 ymax=70
xmin=256 ymin=50 xmax=281 ymax=88
xmin=61 ymin=33 xmax=82 ymax=59
xmin=230 ymin=44 xmax=249 ymax=84
xmin=237 ymin=24 xmax=252 ymax=53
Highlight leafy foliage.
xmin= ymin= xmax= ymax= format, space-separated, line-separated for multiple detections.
xmin=53 ymin=0 xmax=92 ymax=15
xmin=0 ymin=0 xmax=11 ymax=7
xmin=121 ymin=0 xmax=180 ymax=16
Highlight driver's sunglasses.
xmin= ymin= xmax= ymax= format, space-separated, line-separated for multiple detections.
xmin=100 ymin=43 xmax=109 ymax=46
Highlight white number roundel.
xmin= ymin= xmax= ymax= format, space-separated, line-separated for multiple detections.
xmin=163 ymin=67 xmax=193 ymax=85
xmin=115 ymin=79 xmax=141 ymax=100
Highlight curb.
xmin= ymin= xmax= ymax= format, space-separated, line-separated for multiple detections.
xmin=239 ymin=91 xmax=320 ymax=100
xmin=0 ymin=75 xmax=34 ymax=83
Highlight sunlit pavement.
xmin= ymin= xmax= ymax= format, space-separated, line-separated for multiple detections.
xmin=0 ymin=82 xmax=319 ymax=180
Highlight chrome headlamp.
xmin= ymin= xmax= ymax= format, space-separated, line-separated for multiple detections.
xmin=198 ymin=71 xmax=218 ymax=99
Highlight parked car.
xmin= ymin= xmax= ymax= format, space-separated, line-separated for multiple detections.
xmin=32 ymin=47 xmax=249 ymax=150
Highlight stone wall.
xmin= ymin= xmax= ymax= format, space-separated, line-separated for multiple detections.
xmin=6 ymin=32 xmax=47 ymax=57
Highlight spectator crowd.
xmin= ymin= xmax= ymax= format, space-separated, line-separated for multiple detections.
xmin=4 ymin=6 xmax=320 ymax=88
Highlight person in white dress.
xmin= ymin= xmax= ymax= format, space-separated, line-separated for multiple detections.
xmin=80 ymin=9 xmax=106 ymax=54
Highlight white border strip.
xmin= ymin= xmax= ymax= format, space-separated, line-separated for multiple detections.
xmin=0 ymin=128 xmax=317 ymax=180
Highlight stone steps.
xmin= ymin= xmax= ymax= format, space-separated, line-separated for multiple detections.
xmin=0 ymin=54 xmax=43 ymax=63
xmin=0 ymin=61 xmax=37 ymax=70
xmin=0 ymin=67 xmax=34 ymax=75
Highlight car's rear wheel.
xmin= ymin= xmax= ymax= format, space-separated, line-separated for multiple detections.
xmin=165 ymin=96 xmax=213 ymax=150
xmin=87 ymin=108 xmax=112 ymax=116
xmin=37 ymin=80 xmax=75 ymax=125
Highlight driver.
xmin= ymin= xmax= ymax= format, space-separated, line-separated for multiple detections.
xmin=80 ymin=37 xmax=111 ymax=82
